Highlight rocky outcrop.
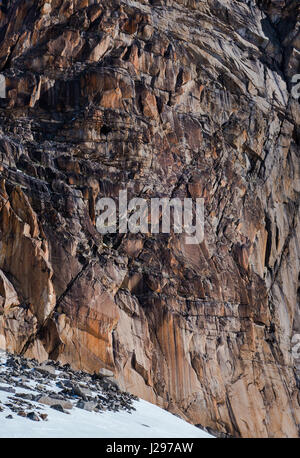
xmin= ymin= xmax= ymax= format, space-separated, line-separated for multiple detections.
xmin=0 ymin=0 xmax=299 ymax=437
xmin=0 ymin=351 xmax=138 ymax=420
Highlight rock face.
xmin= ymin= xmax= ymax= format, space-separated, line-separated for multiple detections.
xmin=0 ymin=0 xmax=299 ymax=438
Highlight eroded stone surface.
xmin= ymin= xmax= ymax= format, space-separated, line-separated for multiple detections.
xmin=0 ymin=0 xmax=299 ymax=437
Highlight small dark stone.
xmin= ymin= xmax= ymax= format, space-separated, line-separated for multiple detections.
xmin=15 ymin=392 xmax=34 ymax=400
xmin=27 ymin=411 xmax=40 ymax=421
xmin=51 ymin=404 xmax=65 ymax=413
xmin=76 ymin=400 xmax=97 ymax=412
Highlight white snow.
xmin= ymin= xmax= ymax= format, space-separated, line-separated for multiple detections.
xmin=0 ymin=353 xmax=213 ymax=438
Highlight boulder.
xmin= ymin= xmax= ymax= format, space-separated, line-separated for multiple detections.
xmin=76 ymin=400 xmax=97 ymax=412
xmin=36 ymin=395 xmax=73 ymax=410
xmin=98 ymin=368 xmax=114 ymax=378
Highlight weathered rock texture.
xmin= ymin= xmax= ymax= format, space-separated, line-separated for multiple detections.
xmin=0 ymin=0 xmax=299 ymax=438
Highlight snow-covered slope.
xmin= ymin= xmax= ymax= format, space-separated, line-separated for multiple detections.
xmin=0 ymin=352 xmax=212 ymax=438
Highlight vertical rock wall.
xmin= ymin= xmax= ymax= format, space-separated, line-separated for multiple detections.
xmin=0 ymin=0 xmax=299 ymax=437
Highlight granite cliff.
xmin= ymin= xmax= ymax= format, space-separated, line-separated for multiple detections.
xmin=0 ymin=0 xmax=299 ymax=437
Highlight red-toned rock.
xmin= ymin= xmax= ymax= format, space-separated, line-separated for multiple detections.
xmin=0 ymin=0 xmax=299 ymax=439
